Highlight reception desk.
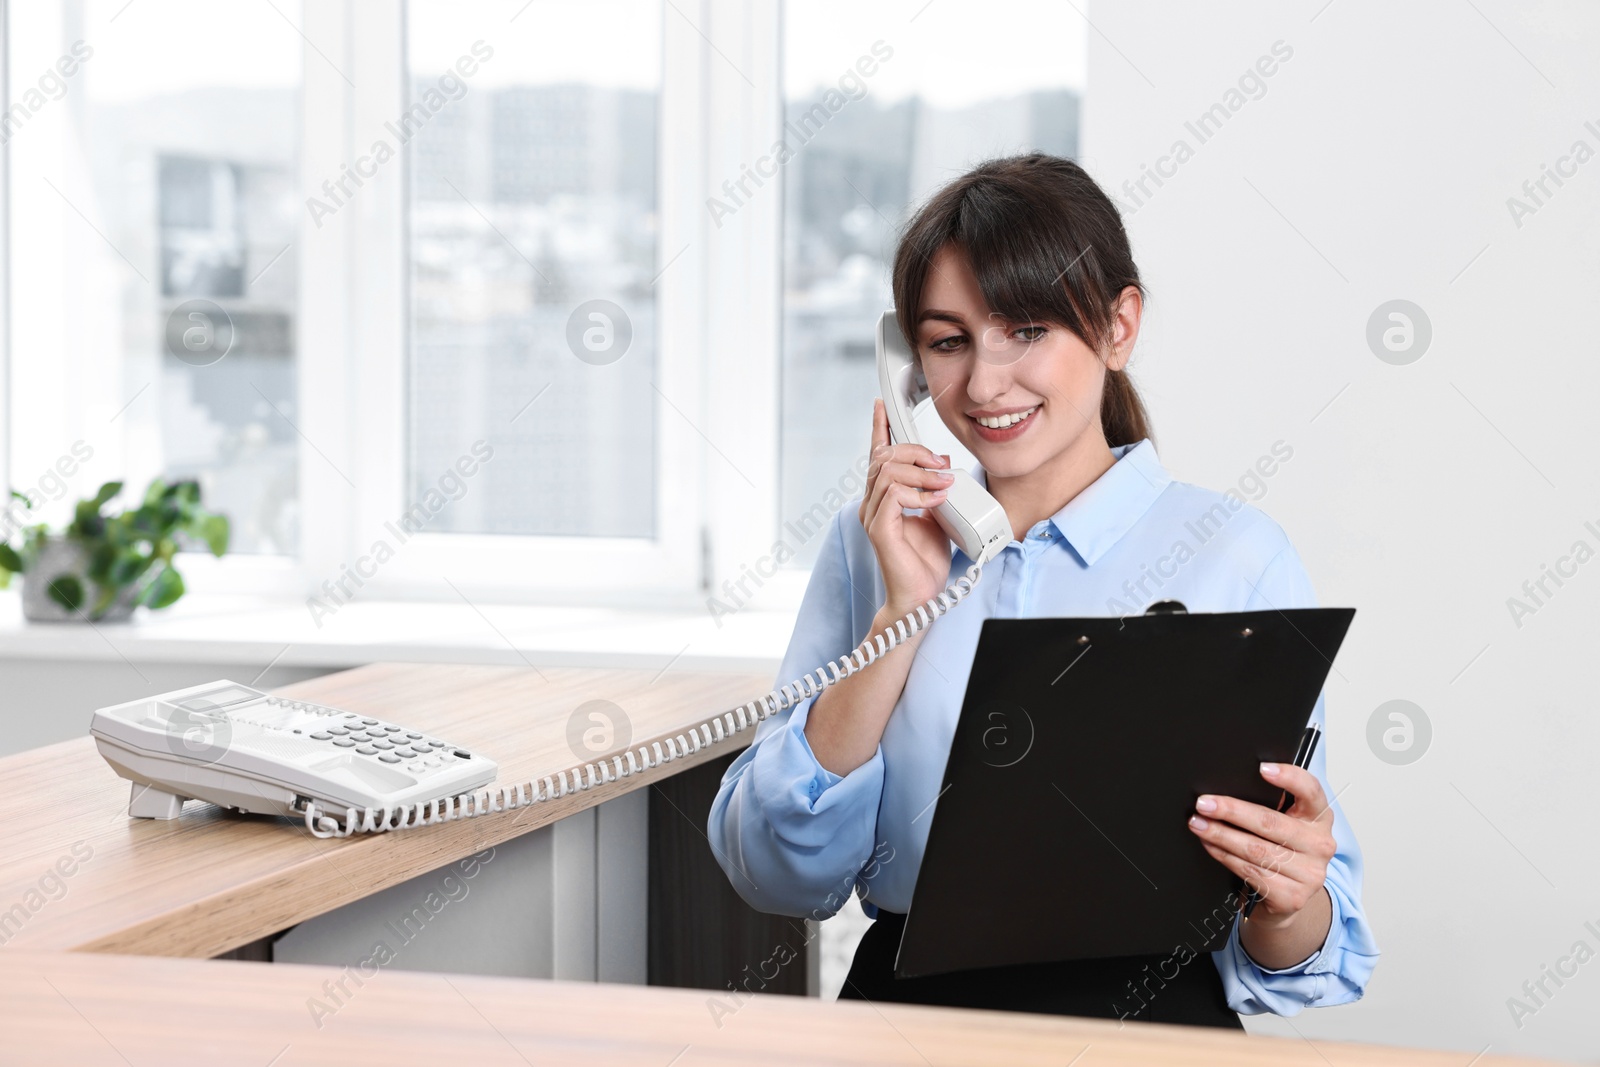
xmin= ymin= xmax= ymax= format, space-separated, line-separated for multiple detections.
xmin=1 ymin=661 xmax=1559 ymax=1066
xmin=0 ymin=661 xmax=777 ymax=985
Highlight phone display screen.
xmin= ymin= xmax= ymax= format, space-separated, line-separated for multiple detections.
xmin=175 ymin=685 xmax=263 ymax=713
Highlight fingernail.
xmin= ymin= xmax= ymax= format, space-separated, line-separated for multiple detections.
xmin=937 ymin=471 xmax=954 ymax=481
xmin=940 ymin=454 xmax=950 ymax=465
xmin=1261 ymin=762 xmax=1280 ymax=777
xmin=1189 ymin=815 xmax=1209 ymax=831
xmin=1195 ymin=795 xmax=1217 ymax=813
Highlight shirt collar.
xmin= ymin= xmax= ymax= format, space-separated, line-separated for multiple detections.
xmin=972 ymin=438 xmax=1172 ymax=566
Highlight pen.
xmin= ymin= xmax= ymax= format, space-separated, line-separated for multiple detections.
xmin=1241 ymin=723 xmax=1321 ymax=921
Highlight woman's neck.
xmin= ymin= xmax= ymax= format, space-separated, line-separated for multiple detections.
xmin=986 ymin=429 xmax=1121 ymax=544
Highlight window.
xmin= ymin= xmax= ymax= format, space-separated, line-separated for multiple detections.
xmin=7 ymin=0 xmax=302 ymax=556
xmin=405 ymin=1 xmax=661 ymax=540
xmin=4 ymin=3 xmax=1086 ymax=610
xmin=779 ymin=1 xmax=1084 ymax=568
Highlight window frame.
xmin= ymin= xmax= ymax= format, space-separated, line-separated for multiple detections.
xmin=300 ymin=0 xmax=788 ymax=611
xmin=3 ymin=1 xmax=804 ymax=615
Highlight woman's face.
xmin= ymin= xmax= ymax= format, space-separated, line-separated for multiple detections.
xmin=914 ymin=244 xmax=1138 ymax=481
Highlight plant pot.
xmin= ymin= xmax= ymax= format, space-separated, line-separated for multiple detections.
xmin=21 ymin=538 xmax=144 ymax=623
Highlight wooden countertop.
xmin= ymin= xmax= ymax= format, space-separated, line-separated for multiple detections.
xmin=0 ymin=950 xmax=1563 ymax=1067
xmin=0 ymin=662 xmax=771 ymax=957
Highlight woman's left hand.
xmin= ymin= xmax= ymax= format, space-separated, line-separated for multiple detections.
xmin=1187 ymin=762 xmax=1336 ymax=922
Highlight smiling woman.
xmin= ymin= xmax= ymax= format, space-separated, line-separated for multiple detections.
xmin=708 ymin=152 xmax=1379 ymax=1030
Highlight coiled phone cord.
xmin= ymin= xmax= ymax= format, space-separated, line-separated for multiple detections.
xmin=304 ymin=557 xmax=987 ymax=838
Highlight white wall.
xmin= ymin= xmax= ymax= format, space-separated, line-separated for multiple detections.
xmin=1084 ymin=1 xmax=1599 ymax=1060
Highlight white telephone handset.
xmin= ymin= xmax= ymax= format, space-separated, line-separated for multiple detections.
xmin=876 ymin=310 xmax=1011 ymax=567
xmin=94 ymin=314 xmax=1001 ymax=839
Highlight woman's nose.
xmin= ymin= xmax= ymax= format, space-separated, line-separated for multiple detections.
xmin=965 ymin=348 xmax=1019 ymax=400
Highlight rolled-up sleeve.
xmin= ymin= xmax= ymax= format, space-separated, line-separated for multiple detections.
xmin=706 ymin=506 xmax=886 ymax=919
xmin=1215 ymin=541 xmax=1381 ymax=1014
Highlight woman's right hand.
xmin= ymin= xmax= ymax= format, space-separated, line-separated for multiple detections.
xmin=859 ymin=397 xmax=957 ymax=618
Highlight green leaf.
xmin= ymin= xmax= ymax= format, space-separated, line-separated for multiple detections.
xmin=46 ymin=574 xmax=84 ymax=613
xmin=0 ymin=543 xmax=23 ymax=573
xmin=199 ymin=514 xmax=230 ymax=556
xmin=140 ymin=566 xmax=185 ymax=610
xmin=71 ymin=501 xmax=105 ymax=538
xmin=86 ymin=542 xmax=117 ymax=584
xmin=8 ymin=489 xmax=34 ymax=508
xmin=142 ymin=478 xmax=168 ymax=506
xmin=110 ymin=552 xmax=153 ymax=586
xmin=127 ymin=508 xmax=160 ymax=537
xmin=91 ymin=481 xmax=123 ymax=509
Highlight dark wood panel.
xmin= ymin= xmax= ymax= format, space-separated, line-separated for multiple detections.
xmin=213 ymin=933 xmax=275 ymax=962
xmin=648 ymin=752 xmax=811 ymax=996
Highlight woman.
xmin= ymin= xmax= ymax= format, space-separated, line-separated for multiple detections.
xmin=706 ymin=153 xmax=1378 ymax=1028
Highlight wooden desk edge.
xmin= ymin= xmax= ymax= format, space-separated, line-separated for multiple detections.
xmin=0 ymin=950 xmax=1569 ymax=1067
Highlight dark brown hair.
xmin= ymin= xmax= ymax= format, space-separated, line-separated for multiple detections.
xmin=891 ymin=153 xmax=1153 ymax=448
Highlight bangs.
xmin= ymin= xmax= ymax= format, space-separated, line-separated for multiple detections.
xmin=961 ymin=200 xmax=1106 ymax=340
xmin=893 ymin=161 xmax=1120 ymax=356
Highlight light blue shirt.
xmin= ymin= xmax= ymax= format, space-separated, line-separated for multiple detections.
xmin=706 ymin=438 xmax=1379 ymax=1015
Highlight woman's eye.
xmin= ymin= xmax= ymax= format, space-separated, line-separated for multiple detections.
xmin=927 ymin=334 xmax=965 ymax=353
xmin=1016 ymin=325 xmax=1047 ymax=342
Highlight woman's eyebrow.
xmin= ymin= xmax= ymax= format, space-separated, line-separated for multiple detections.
xmin=917 ymin=309 xmax=967 ymax=326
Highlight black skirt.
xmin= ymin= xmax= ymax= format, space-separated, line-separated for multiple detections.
xmin=837 ymin=910 xmax=1243 ymax=1030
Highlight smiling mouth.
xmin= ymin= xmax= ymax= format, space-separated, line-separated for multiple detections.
xmin=970 ymin=406 xmax=1038 ymax=429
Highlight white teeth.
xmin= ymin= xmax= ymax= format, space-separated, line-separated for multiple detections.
xmin=975 ymin=406 xmax=1038 ymax=429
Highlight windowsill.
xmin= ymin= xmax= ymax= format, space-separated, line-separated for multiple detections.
xmin=0 ymin=589 xmax=797 ymax=673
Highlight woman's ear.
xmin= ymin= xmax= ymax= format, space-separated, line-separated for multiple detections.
xmin=1104 ymin=285 xmax=1143 ymax=372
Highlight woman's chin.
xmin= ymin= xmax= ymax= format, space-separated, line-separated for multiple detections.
xmin=970 ymin=446 xmax=1046 ymax=480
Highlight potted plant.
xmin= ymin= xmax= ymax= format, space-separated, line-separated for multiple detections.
xmin=0 ymin=478 xmax=229 ymax=623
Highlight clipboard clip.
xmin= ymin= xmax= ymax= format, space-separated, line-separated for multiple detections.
xmin=1144 ymin=599 xmax=1187 ymax=614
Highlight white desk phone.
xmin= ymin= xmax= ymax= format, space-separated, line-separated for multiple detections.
xmin=91 ymin=311 xmax=1011 ymax=839
xmin=90 ymin=680 xmax=500 ymax=837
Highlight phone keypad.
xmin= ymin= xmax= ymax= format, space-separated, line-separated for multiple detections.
xmin=264 ymin=696 xmax=471 ymax=775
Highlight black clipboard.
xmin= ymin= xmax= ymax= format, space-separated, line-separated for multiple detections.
xmin=893 ymin=603 xmax=1355 ymax=980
